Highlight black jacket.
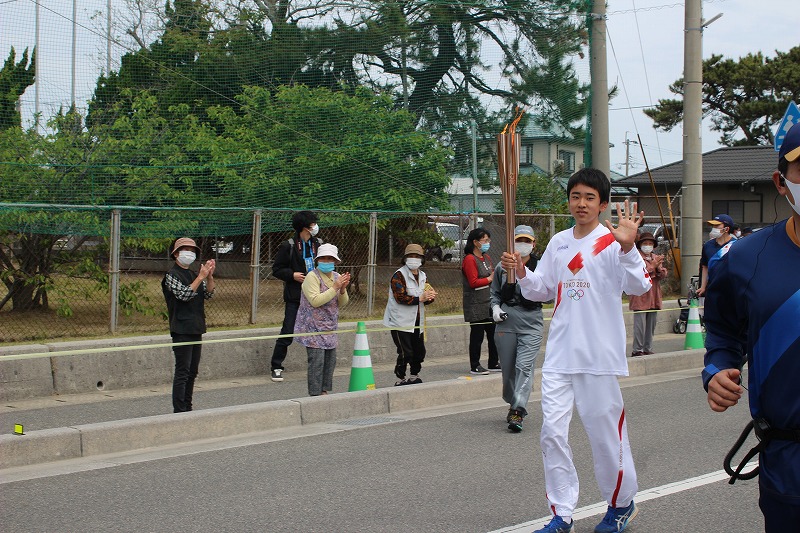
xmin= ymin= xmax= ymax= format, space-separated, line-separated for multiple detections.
xmin=162 ymin=264 xmax=207 ymax=335
xmin=272 ymin=235 xmax=321 ymax=303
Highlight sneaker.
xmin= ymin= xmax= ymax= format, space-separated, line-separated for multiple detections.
xmin=270 ymin=368 xmax=284 ymax=382
xmin=630 ymin=351 xmax=644 ymax=357
xmin=508 ymin=409 xmax=524 ymax=433
xmin=594 ymin=501 xmax=638 ymax=533
xmin=506 ymin=408 xmax=514 ymax=423
xmin=534 ymin=515 xmax=573 ymax=533
xmin=394 ymin=379 xmax=409 ymax=386
xmin=407 ymin=376 xmax=423 ymax=384
xmin=470 ymin=365 xmax=490 ymax=375
xmin=488 ymin=364 xmax=502 ymax=372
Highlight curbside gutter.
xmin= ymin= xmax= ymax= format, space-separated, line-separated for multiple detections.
xmin=0 ymin=349 xmax=704 ymax=470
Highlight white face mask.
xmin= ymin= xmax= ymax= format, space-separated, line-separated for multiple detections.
xmin=514 ymin=242 xmax=534 ymax=257
xmin=640 ymin=245 xmax=654 ymax=254
xmin=783 ymin=176 xmax=800 ymax=216
xmin=177 ymin=250 xmax=196 ymax=266
xmin=405 ymin=258 xmax=422 ymax=270
xmin=709 ymin=228 xmax=723 ymax=239
xmin=309 ymin=224 xmax=319 ymax=236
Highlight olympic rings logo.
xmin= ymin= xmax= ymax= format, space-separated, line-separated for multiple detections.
xmin=567 ymin=289 xmax=584 ymax=301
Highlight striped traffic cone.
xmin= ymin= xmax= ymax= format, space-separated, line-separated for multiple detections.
xmin=348 ymin=321 xmax=376 ymax=391
xmin=684 ymin=298 xmax=705 ymax=349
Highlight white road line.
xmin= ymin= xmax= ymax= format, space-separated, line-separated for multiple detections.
xmin=488 ymin=462 xmax=758 ymax=532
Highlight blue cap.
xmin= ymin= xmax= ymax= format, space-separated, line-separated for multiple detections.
xmin=708 ymin=214 xmax=734 ymax=229
xmin=514 ymin=225 xmax=535 ymax=240
xmin=780 ymin=122 xmax=800 ymax=163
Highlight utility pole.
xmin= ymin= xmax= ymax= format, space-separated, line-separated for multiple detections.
xmin=71 ymin=0 xmax=77 ymax=108
xmin=590 ymin=0 xmax=611 ymax=223
xmin=624 ymin=133 xmax=639 ymax=177
xmin=471 ymin=119 xmax=478 ymax=213
xmin=682 ymin=1 xmax=722 ymax=295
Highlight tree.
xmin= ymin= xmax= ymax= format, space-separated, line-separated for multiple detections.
xmin=1 ymin=83 xmax=451 ymax=309
xmin=0 ymin=47 xmax=35 ymax=130
xmin=644 ymin=46 xmax=800 ymax=146
xmin=207 ymin=85 xmax=451 ymax=212
xmin=93 ymin=1 xmax=590 ymax=179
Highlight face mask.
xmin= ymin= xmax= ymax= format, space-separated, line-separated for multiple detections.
xmin=177 ymin=251 xmax=196 ymax=266
xmin=514 ymin=242 xmax=533 ymax=257
xmin=480 ymin=242 xmax=490 ymax=253
xmin=734 ymin=231 xmax=741 ymax=238
xmin=405 ymin=258 xmax=422 ymax=270
xmin=783 ymin=176 xmax=800 ymax=216
xmin=709 ymin=228 xmax=723 ymax=239
xmin=309 ymin=224 xmax=319 ymax=236
xmin=317 ymin=261 xmax=335 ymax=273
xmin=640 ymin=245 xmax=654 ymax=254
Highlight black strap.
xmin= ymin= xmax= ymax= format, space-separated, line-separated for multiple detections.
xmin=723 ymin=419 xmax=800 ymax=485
xmin=723 ymin=420 xmax=762 ymax=484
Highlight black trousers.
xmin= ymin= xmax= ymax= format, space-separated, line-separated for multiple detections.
xmin=271 ymin=300 xmax=299 ymax=370
xmin=469 ymin=321 xmax=498 ymax=369
xmin=391 ymin=328 xmax=426 ymax=379
xmin=171 ymin=333 xmax=202 ymax=413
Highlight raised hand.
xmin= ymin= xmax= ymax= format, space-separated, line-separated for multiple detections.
xmin=604 ymin=200 xmax=643 ymax=253
xmin=200 ymin=260 xmax=215 ymax=279
xmin=335 ymin=272 xmax=351 ymax=292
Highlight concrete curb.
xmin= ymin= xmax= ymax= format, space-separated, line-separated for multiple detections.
xmin=0 ymin=348 xmax=704 ymax=470
xmin=0 ymin=301 xmax=686 ymax=401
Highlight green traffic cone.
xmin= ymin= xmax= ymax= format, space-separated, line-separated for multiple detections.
xmin=348 ymin=321 xmax=376 ymax=391
xmin=684 ymin=298 xmax=705 ymax=349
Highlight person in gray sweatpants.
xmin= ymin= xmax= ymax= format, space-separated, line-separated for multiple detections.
xmin=490 ymin=225 xmax=544 ymax=432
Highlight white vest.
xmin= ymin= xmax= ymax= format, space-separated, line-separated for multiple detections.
xmin=383 ymin=265 xmax=426 ymax=333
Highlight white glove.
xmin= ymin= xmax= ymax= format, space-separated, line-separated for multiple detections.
xmin=492 ymin=305 xmax=506 ymax=323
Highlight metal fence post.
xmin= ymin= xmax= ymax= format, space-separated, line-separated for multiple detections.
xmin=549 ymin=214 xmax=555 ymax=240
xmin=109 ymin=209 xmax=121 ymax=333
xmin=250 ymin=210 xmax=262 ymax=324
xmin=367 ymin=212 xmax=377 ymax=316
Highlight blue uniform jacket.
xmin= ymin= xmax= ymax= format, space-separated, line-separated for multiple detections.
xmin=703 ymin=220 xmax=800 ymax=504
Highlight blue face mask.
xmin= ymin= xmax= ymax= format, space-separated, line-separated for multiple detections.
xmin=480 ymin=242 xmax=491 ymax=253
xmin=317 ymin=262 xmax=335 ymax=274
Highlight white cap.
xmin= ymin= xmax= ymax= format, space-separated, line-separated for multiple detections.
xmin=316 ymin=243 xmax=341 ymax=262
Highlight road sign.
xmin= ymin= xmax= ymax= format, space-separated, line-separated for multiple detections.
xmin=775 ymin=101 xmax=800 ymax=151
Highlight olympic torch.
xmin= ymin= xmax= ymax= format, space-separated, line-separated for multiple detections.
xmin=497 ymin=108 xmax=525 ymax=282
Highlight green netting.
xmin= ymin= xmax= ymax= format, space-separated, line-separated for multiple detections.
xmin=1 ymin=0 xmax=592 ymax=237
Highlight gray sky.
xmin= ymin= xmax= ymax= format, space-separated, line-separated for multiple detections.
xmin=1 ymin=0 xmax=796 ymax=174
xmin=605 ymin=0 xmax=797 ymax=175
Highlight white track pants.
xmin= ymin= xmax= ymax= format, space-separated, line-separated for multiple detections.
xmin=540 ymin=372 xmax=638 ymax=520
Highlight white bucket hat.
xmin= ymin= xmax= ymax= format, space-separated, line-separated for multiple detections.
xmin=316 ymin=243 xmax=341 ymax=262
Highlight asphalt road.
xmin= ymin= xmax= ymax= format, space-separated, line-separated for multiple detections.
xmin=0 ymin=368 xmax=762 ymax=532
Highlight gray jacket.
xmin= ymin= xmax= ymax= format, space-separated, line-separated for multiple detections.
xmin=490 ymin=258 xmax=544 ymax=334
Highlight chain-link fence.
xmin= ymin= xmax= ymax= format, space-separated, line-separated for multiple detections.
xmin=0 ymin=208 xmax=576 ymax=342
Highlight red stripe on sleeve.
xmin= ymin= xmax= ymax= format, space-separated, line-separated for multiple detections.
xmin=592 ymin=233 xmax=616 ymax=256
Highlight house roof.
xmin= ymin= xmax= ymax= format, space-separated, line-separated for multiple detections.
xmin=519 ymin=116 xmax=585 ymax=145
xmin=446 ymin=177 xmax=501 ymax=196
xmin=617 ymin=145 xmax=777 ymax=186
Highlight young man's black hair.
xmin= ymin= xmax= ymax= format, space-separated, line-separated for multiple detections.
xmin=566 ymin=168 xmax=611 ymax=204
xmin=291 ymin=210 xmax=318 ymax=233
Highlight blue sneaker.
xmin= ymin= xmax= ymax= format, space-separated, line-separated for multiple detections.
xmin=534 ymin=515 xmax=573 ymax=533
xmin=594 ymin=501 xmax=638 ymax=532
